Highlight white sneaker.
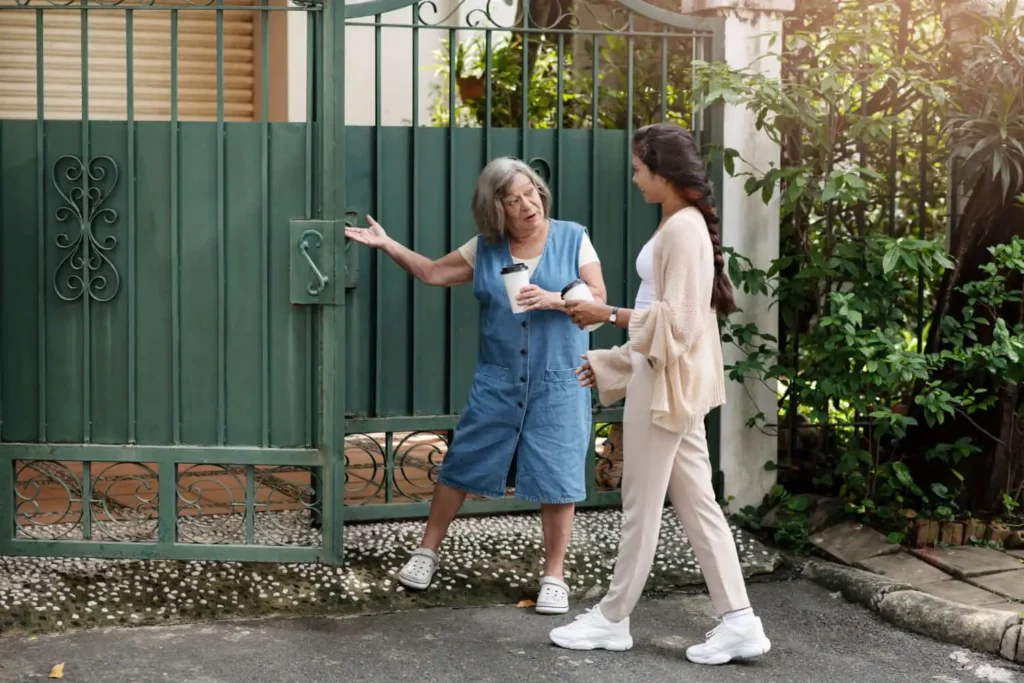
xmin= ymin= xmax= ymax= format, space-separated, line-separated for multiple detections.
xmin=549 ymin=606 xmax=633 ymax=651
xmin=685 ymin=617 xmax=771 ymax=665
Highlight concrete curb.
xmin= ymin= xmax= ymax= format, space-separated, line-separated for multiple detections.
xmin=802 ymin=560 xmax=1024 ymax=663
xmin=801 ymin=560 xmax=912 ymax=611
xmin=879 ymin=590 xmax=1019 ymax=655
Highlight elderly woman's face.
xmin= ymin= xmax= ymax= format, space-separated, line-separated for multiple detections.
xmin=501 ymin=173 xmax=545 ymax=236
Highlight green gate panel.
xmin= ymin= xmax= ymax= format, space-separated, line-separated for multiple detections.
xmin=0 ymin=121 xmax=315 ymax=449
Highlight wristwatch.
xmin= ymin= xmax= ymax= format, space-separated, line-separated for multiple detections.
xmin=609 ymin=307 xmax=619 ymax=324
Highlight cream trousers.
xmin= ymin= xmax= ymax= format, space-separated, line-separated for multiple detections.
xmin=598 ymin=352 xmax=750 ymax=622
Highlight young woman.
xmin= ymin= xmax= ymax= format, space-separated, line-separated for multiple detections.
xmin=550 ymin=123 xmax=771 ymax=665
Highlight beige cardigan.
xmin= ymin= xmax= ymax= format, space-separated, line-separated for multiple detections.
xmin=587 ymin=207 xmax=726 ymax=434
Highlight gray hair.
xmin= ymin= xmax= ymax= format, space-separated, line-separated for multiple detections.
xmin=471 ymin=157 xmax=552 ymax=243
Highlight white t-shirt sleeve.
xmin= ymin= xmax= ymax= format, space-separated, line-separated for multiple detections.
xmin=458 ymin=229 xmax=599 ymax=269
xmin=580 ymin=230 xmax=600 ymax=267
xmin=458 ymin=236 xmax=477 ymax=268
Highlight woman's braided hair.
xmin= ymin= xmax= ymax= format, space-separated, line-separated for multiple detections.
xmin=632 ymin=123 xmax=736 ymax=317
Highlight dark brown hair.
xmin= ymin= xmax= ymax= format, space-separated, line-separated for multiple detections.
xmin=633 ymin=123 xmax=736 ymax=317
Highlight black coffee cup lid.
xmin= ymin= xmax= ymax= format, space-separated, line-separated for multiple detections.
xmin=501 ymin=263 xmax=529 ymax=274
xmin=560 ymin=279 xmax=587 ymax=298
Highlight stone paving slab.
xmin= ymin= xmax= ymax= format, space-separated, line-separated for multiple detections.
xmin=970 ymin=569 xmax=1024 ymax=602
xmin=1009 ymin=550 xmax=1024 ymax=560
xmin=856 ymin=552 xmax=951 ymax=585
xmin=909 ymin=545 xmax=1024 ymax=579
xmin=810 ymin=522 xmax=900 ymax=565
xmin=915 ymin=579 xmax=1009 ymax=608
xmin=986 ymin=601 xmax=1024 ymax=617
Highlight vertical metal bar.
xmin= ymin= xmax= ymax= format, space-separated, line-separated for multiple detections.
xmin=590 ymin=34 xmax=598 ymax=234
xmin=261 ymin=9 xmax=270 ymax=447
xmin=446 ymin=28 xmax=456 ymax=414
xmin=81 ymin=461 xmax=92 ymax=540
xmin=556 ymin=33 xmax=564 ymax=215
xmin=0 ymin=459 xmax=13 ymax=546
xmin=625 ymin=14 xmax=634 ymax=298
xmin=660 ymin=32 xmax=668 ymax=122
xmin=917 ymin=104 xmax=927 ymax=352
xmin=320 ymin=0 xmax=347 ymax=563
xmin=216 ymin=0 xmax=227 ymax=444
xmin=304 ymin=10 xmax=314 ymax=447
xmin=158 ymin=461 xmax=176 ymax=546
xmin=384 ymin=432 xmax=394 ymax=504
xmin=484 ymin=30 xmax=493 ymax=160
xmin=520 ymin=8 xmax=529 ymax=160
xmin=36 ymin=9 xmax=47 ymax=443
xmin=245 ymin=465 xmax=255 ymax=544
xmin=127 ymin=9 xmax=137 ymax=444
xmin=171 ymin=9 xmax=181 ymax=444
xmin=374 ymin=14 xmax=383 ymax=416
xmin=80 ymin=0 xmax=92 ymax=444
xmin=410 ymin=10 xmax=420 ymax=410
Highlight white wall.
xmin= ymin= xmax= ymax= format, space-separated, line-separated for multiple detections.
xmin=716 ymin=10 xmax=783 ymax=512
xmin=285 ymin=0 xmax=516 ymax=125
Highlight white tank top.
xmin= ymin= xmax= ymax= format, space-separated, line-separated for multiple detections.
xmin=634 ymin=239 xmax=656 ymax=311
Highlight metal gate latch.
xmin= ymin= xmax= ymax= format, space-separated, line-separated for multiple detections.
xmin=290 ymin=219 xmax=354 ymax=305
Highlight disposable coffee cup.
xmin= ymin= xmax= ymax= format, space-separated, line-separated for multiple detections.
xmin=501 ymin=262 xmax=531 ymax=314
xmin=561 ymin=278 xmax=603 ymax=332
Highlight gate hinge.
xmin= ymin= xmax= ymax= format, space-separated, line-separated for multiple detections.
xmin=289 ymin=219 xmax=357 ymax=305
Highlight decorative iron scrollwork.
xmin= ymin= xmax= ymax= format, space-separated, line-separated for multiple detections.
xmin=14 ymin=461 xmax=82 ymax=540
xmin=393 ymin=431 xmax=447 ymax=501
xmin=52 ymin=154 xmax=121 ymax=303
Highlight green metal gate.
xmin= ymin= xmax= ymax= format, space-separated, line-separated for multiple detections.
xmin=0 ymin=0 xmax=347 ymax=563
xmin=0 ymin=0 xmax=724 ymax=562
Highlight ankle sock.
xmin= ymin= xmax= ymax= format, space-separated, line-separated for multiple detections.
xmin=723 ymin=607 xmax=755 ymax=624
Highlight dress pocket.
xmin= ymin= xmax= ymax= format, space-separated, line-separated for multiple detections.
xmin=477 ymin=363 xmax=510 ymax=382
xmin=543 ymin=367 xmax=580 ymax=384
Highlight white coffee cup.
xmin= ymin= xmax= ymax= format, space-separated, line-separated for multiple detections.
xmin=501 ymin=262 xmax=531 ymax=314
xmin=561 ymin=278 xmax=603 ymax=332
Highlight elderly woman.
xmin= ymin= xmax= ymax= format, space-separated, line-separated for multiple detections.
xmin=345 ymin=157 xmax=607 ymax=615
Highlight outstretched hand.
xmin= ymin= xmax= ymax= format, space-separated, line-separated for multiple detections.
xmin=345 ymin=215 xmax=390 ymax=249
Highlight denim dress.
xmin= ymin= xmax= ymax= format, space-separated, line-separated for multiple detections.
xmin=437 ymin=220 xmax=592 ymax=504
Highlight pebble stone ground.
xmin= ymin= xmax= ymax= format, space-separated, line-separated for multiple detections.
xmin=0 ymin=509 xmax=778 ymax=637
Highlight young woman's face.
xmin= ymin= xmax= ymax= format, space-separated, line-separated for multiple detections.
xmin=632 ymin=154 xmax=664 ymax=204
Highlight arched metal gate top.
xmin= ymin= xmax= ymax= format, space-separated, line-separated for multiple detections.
xmin=342 ymin=0 xmax=723 ymax=33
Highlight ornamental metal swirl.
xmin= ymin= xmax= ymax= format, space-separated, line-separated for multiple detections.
xmin=393 ymin=430 xmax=447 ymax=501
xmin=595 ymin=422 xmax=623 ymax=491
xmin=90 ymin=462 xmax=159 ymax=543
xmin=52 ymin=154 xmax=121 ymax=303
xmin=412 ymin=0 xmax=631 ymax=33
xmin=14 ymin=461 xmax=82 ymax=540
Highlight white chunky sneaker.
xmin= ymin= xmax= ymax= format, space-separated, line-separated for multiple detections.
xmin=398 ymin=548 xmax=438 ymax=590
xmin=685 ymin=617 xmax=771 ymax=665
xmin=549 ymin=606 xmax=633 ymax=651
